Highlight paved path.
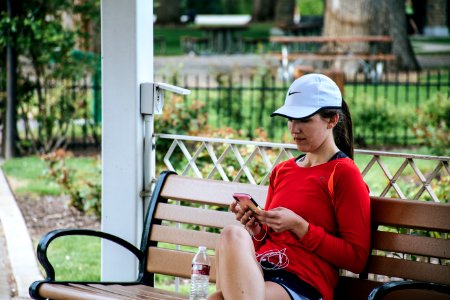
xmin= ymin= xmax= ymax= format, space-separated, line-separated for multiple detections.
xmin=154 ymin=54 xmax=277 ymax=77
xmin=0 ymin=221 xmax=12 ymax=300
xmin=154 ymin=52 xmax=450 ymax=77
xmin=0 ymin=168 xmax=43 ymax=299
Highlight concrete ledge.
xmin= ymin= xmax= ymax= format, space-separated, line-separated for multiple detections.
xmin=0 ymin=169 xmax=43 ymax=298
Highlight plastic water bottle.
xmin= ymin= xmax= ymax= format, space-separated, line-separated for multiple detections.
xmin=189 ymin=246 xmax=211 ymax=300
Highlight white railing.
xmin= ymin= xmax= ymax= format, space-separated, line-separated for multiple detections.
xmin=154 ymin=134 xmax=450 ymax=203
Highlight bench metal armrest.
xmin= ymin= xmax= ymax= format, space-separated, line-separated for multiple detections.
xmin=35 ymin=228 xmax=144 ymax=281
xmin=368 ymin=280 xmax=450 ymax=300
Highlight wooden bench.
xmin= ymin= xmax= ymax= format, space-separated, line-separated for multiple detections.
xmin=270 ymin=52 xmax=396 ymax=62
xmin=269 ymin=35 xmax=396 ymax=64
xmin=180 ymin=36 xmax=210 ymax=54
xmin=239 ymin=37 xmax=270 ymax=53
xmin=29 ymin=171 xmax=450 ymax=299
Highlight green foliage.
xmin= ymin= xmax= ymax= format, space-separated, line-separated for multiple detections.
xmin=0 ymin=0 xmax=101 ymax=154
xmin=298 ymin=0 xmax=324 ymax=15
xmin=432 ymin=176 xmax=450 ymax=203
xmin=42 ymin=149 xmax=101 ymax=217
xmin=412 ymin=93 xmax=450 ymax=156
xmin=153 ymin=91 xmax=276 ymax=183
xmin=348 ymin=94 xmax=415 ymax=146
xmin=155 ymin=95 xmax=209 ymax=135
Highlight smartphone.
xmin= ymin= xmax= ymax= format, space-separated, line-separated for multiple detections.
xmin=232 ymin=192 xmax=263 ymax=214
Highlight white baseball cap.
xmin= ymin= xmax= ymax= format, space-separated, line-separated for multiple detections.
xmin=271 ymin=73 xmax=342 ymax=119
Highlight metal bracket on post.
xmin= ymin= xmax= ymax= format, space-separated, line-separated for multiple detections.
xmin=140 ymin=82 xmax=191 ymax=115
xmin=140 ymin=82 xmax=191 ymax=210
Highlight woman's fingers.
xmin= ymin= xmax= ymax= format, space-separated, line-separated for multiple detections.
xmin=254 ymin=207 xmax=296 ymax=231
xmin=229 ymin=201 xmax=238 ymax=213
xmin=230 ymin=201 xmax=262 ymax=233
xmin=240 ymin=209 xmax=253 ymax=225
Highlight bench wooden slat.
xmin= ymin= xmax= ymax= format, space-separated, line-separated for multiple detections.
xmin=335 ymin=278 xmax=449 ymax=300
xmin=38 ymin=283 xmax=128 ymax=300
xmin=71 ymin=284 xmax=138 ymax=299
xmin=147 ymin=247 xmax=217 ymax=282
xmin=160 ymin=175 xmax=267 ymax=207
xmin=366 ymin=255 xmax=450 ymax=285
xmin=371 ymin=197 xmax=450 ymax=231
xmin=150 ymin=224 xmax=220 ymax=250
xmin=372 ymin=231 xmax=450 ymax=259
xmin=88 ymin=284 xmax=188 ymax=299
xmin=270 ymin=35 xmax=393 ymax=43
xmin=155 ymin=202 xmax=240 ymax=228
xmin=379 ymin=290 xmax=450 ymax=300
xmin=334 ymin=277 xmax=381 ymax=300
xmin=270 ymin=53 xmax=396 ymax=61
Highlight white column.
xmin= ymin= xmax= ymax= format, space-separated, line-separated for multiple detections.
xmin=101 ymin=0 xmax=153 ymax=280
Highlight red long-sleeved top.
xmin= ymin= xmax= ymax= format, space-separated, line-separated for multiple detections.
xmin=254 ymin=157 xmax=371 ymax=300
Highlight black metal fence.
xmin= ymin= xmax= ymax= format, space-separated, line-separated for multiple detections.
xmin=0 ymin=75 xmax=101 ymax=154
xmin=156 ymin=69 xmax=450 ymax=145
xmin=0 ymin=69 xmax=449 ymax=153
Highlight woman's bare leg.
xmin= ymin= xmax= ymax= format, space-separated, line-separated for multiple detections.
xmin=214 ymin=225 xmax=265 ymax=300
xmin=264 ymin=282 xmax=291 ymax=300
xmin=208 ymin=225 xmax=292 ymax=300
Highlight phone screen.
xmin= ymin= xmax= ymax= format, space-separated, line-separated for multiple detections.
xmin=232 ymin=192 xmax=263 ymax=213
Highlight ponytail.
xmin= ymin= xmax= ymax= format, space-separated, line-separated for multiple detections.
xmin=319 ymin=99 xmax=354 ymax=159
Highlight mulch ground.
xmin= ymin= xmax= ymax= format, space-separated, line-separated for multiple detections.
xmin=15 ymin=195 xmax=100 ymax=244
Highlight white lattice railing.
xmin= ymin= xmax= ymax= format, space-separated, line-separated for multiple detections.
xmin=154 ymin=134 xmax=449 ymax=203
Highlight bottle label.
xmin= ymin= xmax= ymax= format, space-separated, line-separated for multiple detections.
xmin=192 ymin=264 xmax=210 ymax=276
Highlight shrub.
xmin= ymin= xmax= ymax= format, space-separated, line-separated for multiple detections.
xmin=348 ymin=95 xmax=415 ymax=146
xmin=412 ymin=93 xmax=450 ymax=156
xmin=42 ymin=149 xmax=101 ymax=217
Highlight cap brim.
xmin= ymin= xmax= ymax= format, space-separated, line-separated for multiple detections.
xmin=270 ymin=105 xmax=319 ymax=120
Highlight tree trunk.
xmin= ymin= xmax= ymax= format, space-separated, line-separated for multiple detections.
xmin=323 ymin=0 xmax=419 ymax=71
xmin=4 ymin=0 xmax=18 ymax=158
xmin=155 ymin=0 xmax=180 ymax=25
xmin=371 ymin=0 xmax=420 ymax=70
xmin=252 ymin=0 xmax=275 ymax=22
xmin=323 ymin=0 xmax=372 ymax=53
xmin=274 ymin=0 xmax=296 ymax=28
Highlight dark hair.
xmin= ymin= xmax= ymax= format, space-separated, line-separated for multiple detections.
xmin=318 ymin=99 xmax=354 ymax=159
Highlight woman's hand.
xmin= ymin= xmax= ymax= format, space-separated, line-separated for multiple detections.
xmin=230 ymin=201 xmax=262 ymax=236
xmin=255 ymin=207 xmax=309 ymax=238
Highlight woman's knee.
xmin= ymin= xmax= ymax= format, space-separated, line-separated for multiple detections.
xmin=220 ymin=225 xmax=249 ymax=243
xmin=216 ymin=225 xmax=252 ymax=253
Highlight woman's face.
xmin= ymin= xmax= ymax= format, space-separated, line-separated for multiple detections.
xmin=288 ymin=114 xmax=335 ymax=153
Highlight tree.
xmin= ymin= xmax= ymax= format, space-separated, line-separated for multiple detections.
xmin=323 ymin=0 xmax=419 ymax=70
xmin=4 ymin=0 xmax=18 ymax=158
xmin=370 ymin=0 xmax=420 ymax=70
xmin=275 ymin=0 xmax=296 ymax=28
xmin=155 ymin=0 xmax=181 ymax=24
xmin=252 ymin=0 xmax=275 ymax=22
xmin=0 ymin=0 xmax=100 ymax=155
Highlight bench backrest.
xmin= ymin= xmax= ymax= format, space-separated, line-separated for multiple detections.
xmin=141 ymin=172 xmax=450 ymax=299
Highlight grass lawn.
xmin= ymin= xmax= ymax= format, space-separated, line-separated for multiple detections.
xmin=154 ymin=22 xmax=274 ymax=56
xmin=2 ymin=155 xmax=99 ymax=196
xmin=46 ymin=235 xmax=101 ymax=281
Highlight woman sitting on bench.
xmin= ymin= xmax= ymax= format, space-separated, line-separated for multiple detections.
xmin=208 ymin=74 xmax=371 ymax=300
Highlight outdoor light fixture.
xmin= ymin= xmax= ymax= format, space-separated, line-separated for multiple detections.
xmin=140 ymin=82 xmax=191 ymax=211
xmin=140 ymin=82 xmax=191 ymax=115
